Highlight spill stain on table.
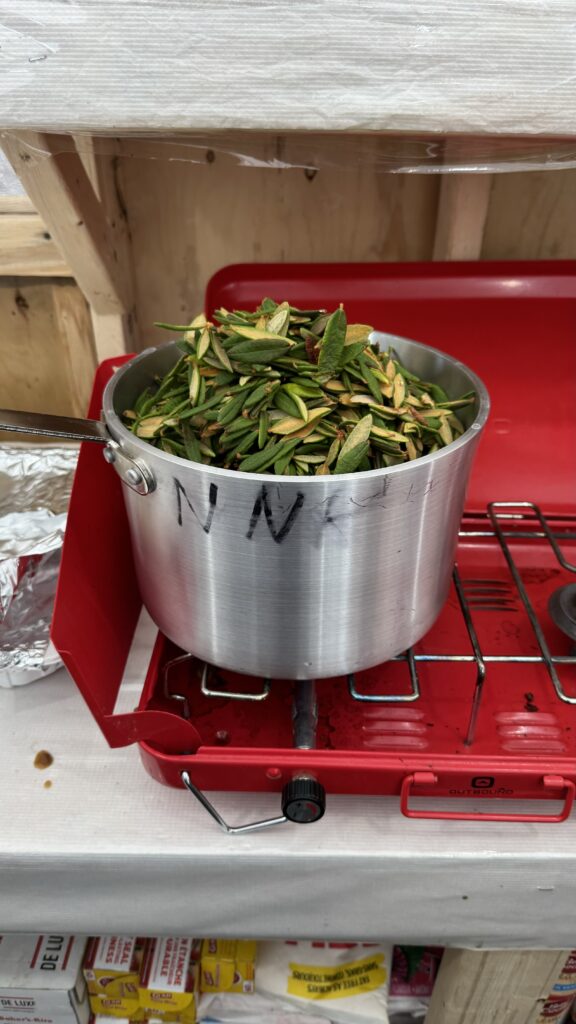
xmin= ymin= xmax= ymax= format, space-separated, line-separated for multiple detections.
xmin=33 ymin=750 xmax=53 ymax=770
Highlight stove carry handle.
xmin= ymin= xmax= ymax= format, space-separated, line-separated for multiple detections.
xmin=400 ymin=772 xmax=576 ymax=823
xmin=181 ymin=771 xmax=326 ymax=832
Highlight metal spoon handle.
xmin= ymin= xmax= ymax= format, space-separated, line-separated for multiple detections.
xmin=0 ymin=409 xmax=108 ymax=443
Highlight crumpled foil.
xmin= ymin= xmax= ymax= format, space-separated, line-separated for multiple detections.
xmin=0 ymin=445 xmax=79 ymax=687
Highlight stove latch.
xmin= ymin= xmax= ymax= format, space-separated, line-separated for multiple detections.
xmin=181 ymin=771 xmax=326 ymax=832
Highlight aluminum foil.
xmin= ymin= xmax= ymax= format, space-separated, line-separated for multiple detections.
xmin=0 ymin=445 xmax=78 ymax=687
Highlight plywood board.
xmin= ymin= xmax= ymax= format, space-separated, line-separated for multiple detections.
xmin=0 ymin=211 xmax=70 ymax=276
xmin=0 ymin=278 xmax=96 ymax=432
xmin=483 ymin=169 xmax=576 ymax=259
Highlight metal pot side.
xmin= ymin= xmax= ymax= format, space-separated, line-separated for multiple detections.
xmin=103 ymin=333 xmax=489 ymax=678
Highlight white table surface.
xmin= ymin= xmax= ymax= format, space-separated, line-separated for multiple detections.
xmin=1 ymin=610 xmax=576 ymax=947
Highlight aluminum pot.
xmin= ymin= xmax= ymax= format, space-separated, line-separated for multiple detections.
xmin=0 ymin=332 xmax=489 ymax=678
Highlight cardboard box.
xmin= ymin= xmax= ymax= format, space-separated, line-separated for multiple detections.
xmin=83 ymin=937 xmax=142 ymax=1019
xmin=88 ymin=996 xmax=145 ymax=1020
xmin=90 ymin=1018 xmax=152 ymax=1024
xmin=138 ymin=937 xmax=197 ymax=1022
xmin=0 ymin=934 xmax=88 ymax=1024
xmin=200 ymin=940 xmax=256 ymax=995
xmin=426 ymin=949 xmax=574 ymax=1024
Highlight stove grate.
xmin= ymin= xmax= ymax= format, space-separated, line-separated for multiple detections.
xmin=162 ymin=501 xmax=576 ymax=749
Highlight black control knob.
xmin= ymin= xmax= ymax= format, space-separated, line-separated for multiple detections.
xmin=282 ymin=777 xmax=326 ymax=824
xmin=549 ymin=584 xmax=576 ymax=642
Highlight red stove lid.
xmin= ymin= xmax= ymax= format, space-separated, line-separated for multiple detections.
xmin=52 ymin=261 xmax=576 ymax=749
xmin=51 ymin=357 xmax=201 ymax=752
xmin=207 ymin=260 xmax=576 ymax=515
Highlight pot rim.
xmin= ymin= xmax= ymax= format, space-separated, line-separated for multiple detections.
xmin=103 ymin=332 xmax=490 ymax=484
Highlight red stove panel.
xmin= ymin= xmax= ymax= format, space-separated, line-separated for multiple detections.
xmin=137 ymin=508 xmax=576 ymax=823
xmin=52 ymin=261 xmax=576 ymax=826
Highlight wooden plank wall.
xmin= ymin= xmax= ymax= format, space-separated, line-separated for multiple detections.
xmin=120 ymin=143 xmax=440 ymax=345
xmin=2 ymin=132 xmax=576 ymax=399
xmin=0 ymin=195 xmax=96 ymax=420
xmin=112 ymin=136 xmax=576 ymax=347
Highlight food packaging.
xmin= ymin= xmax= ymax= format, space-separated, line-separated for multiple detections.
xmin=83 ymin=936 xmax=143 ymax=1019
xmin=199 ymin=990 xmax=327 ymax=1023
xmin=0 ymin=933 xmax=88 ymax=1024
xmin=0 ymin=444 xmax=78 ymax=687
xmin=90 ymin=1018 xmax=149 ymax=1024
xmin=255 ymin=941 xmax=392 ymax=1024
xmin=534 ymin=951 xmax=576 ymax=1023
xmin=389 ymin=946 xmax=443 ymax=1021
xmin=138 ymin=937 xmax=198 ymax=1022
xmin=200 ymin=941 xmax=256 ymax=995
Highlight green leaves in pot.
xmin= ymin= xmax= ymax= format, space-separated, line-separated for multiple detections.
xmin=123 ymin=301 xmax=474 ymax=475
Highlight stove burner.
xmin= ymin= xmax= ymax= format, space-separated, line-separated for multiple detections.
xmin=549 ymin=584 xmax=576 ymax=642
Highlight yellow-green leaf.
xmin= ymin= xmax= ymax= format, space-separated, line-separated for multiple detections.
xmin=267 ymin=301 xmax=291 ymax=336
xmin=269 ymin=415 xmax=307 ymax=435
xmin=232 ymin=325 xmax=293 ymax=343
xmin=439 ymin=419 xmax=454 ymax=446
xmin=189 ymin=362 xmax=201 ymax=404
xmin=197 ymin=328 xmax=211 ymax=360
xmin=210 ymin=330 xmax=233 ymax=371
xmin=335 ymin=415 xmax=373 ymax=474
xmin=345 ymin=323 xmax=373 ymax=345
xmin=393 ymin=373 xmax=406 ymax=409
xmin=136 ymin=415 xmax=169 ymax=438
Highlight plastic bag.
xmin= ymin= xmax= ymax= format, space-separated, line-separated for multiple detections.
xmin=255 ymin=942 xmax=392 ymax=1024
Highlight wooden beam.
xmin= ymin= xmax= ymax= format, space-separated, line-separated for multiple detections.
xmin=1 ymin=131 xmax=137 ymax=358
xmin=51 ymin=281 xmax=98 ymax=417
xmin=72 ymin=133 xmax=102 ymax=201
xmin=0 ymin=195 xmax=35 ymax=214
xmin=90 ymin=309 xmax=136 ymax=362
xmin=433 ymin=173 xmax=493 ymax=261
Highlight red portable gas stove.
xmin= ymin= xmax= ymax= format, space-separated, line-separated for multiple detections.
xmin=52 ymin=261 xmax=576 ymax=832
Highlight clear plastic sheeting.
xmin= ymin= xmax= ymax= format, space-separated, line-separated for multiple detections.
xmin=0 ymin=151 xmax=25 ymax=194
xmin=1 ymin=2 xmax=576 ymax=172
xmin=0 ymin=445 xmax=78 ymax=688
xmin=6 ymin=128 xmax=576 ymax=176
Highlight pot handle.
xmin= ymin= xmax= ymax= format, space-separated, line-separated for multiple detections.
xmin=0 ymin=408 xmax=155 ymax=495
xmin=0 ymin=409 xmax=108 ymax=443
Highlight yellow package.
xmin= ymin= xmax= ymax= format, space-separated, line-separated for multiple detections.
xmin=84 ymin=936 xmax=142 ymax=999
xmin=84 ymin=936 xmax=143 ymax=1017
xmin=138 ymin=936 xmax=197 ymax=1022
xmin=200 ymin=940 xmax=256 ymax=995
xmin=88 ymin=992 xmax=145 ymax=1019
